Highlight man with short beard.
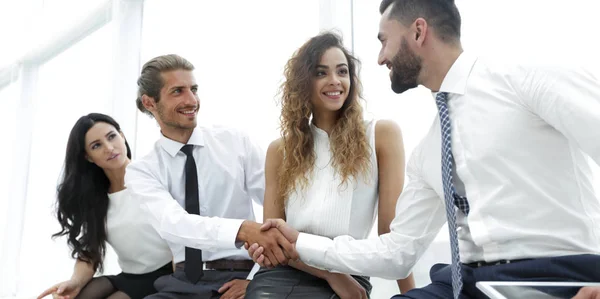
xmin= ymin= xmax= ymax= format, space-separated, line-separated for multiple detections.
xmin=246 ymin=0 xmax=600 ymax=298
xmin=126 ymin=54 xmax=298 ymax=299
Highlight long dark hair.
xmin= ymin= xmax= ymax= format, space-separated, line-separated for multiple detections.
xmin=53 ymin=113 xmax=132 ymax=272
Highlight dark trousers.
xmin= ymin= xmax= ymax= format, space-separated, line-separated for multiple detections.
xmin=144 ymin=268 xmax=249 ymax=299
xmin=392 ymin=254 xmax=600 ymax=299
xmin=245 ymin=266 xmax=372 ymax=299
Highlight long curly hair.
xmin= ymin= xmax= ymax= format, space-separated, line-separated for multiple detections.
xmin=278 ymin=32 xmax=371 ymax=202
xmin=52 ymin=113 xmax=132 ymax=272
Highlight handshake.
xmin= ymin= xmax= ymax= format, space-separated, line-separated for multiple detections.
xmin=237 ymin=219 xmax=299 ymax=268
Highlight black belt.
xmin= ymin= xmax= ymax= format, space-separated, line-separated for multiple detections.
xmin=464 ymin=259 xmax=531 ymax=268
xmin=176 ymin=259 xmax=254 ymax=271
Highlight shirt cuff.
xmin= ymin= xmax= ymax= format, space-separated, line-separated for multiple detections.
xmin=217 ymin=218 xmax=246 ymax=249
xmin=296 ymin=232 xmax=332 ymax=270
xmin=245 ymin=263 xmax=260 ymax=280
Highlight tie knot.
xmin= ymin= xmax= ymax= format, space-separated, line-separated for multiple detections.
xmin=435 ymin=92 xmax=449 ymax=112
xmin=436 ymin=91 xmax=448 ymax=102
xmin=180 ymin=144 xmax=194 ymax=156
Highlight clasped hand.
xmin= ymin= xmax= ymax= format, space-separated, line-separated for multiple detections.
xmin=243 ymin=219 xmax=300 ymax=268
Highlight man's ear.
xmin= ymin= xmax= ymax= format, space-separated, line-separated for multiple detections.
xmin=142 ymin=94 xmax=157 ymax=113
xmin=413 ymin=17 xmax=428 ymax=47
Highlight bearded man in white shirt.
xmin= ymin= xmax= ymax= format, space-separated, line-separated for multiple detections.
xmin=125 ymin=54 xmax=297 ymax=299
xmin=246 ymin=0 xmax=600 ymax=298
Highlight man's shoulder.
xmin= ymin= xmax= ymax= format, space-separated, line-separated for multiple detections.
xmin=127 ymin=142 xmax=163 ymax=174
xmin=477 ymin=53 xmax=584 ymax=76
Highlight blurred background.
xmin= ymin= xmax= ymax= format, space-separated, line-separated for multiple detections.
xmin=1 ymin=0 xmax=599 ymax=298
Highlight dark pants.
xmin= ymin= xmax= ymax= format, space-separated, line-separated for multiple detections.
xmin=245 ymin=266 xmax=372 ymax=299
xmin=144 ymin=268 xmax=249 ymax=299
xmin=392 ymin=254 xmax=600 ymax=299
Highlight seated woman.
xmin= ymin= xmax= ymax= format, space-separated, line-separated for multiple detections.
xmin=245 ymin=32 xmax=415 ymax=298
xmin=37 ymin=113 xmax=173 ymax=299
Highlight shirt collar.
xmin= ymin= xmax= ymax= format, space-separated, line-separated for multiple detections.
xmin=159 ymin=127 xmax=205 ymax=157
xmin=437 ymin=51 xmax=478 ymax=96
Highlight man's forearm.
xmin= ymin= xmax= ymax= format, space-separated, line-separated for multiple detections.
xmin=143 ymin=196 xmax=244 ymax=251
xmin=296 ymin=232 xmax=418 ymax=280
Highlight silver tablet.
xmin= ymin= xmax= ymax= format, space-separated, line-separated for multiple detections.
xmin=476 ymin=281 xmax=600 ymax=299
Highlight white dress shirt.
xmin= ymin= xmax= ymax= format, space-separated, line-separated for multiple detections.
xmin=286 ymin=120 xmax=378 ymax=240
xmin=125 ymin=126 xmax=265 ymax=273
xmin=106 ymin=188 xmax=173 ymax=274
xmin=296 ymin=52 xmax=600 ymax=279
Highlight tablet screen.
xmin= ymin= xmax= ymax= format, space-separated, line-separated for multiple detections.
xmin=477 ymin=282 xmax=600 ymax=299
xmin=491 ymin=285 xmax=581 ymax=298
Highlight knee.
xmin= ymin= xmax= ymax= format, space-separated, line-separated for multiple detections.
xmin=245 ymin=279 xmax=268 ymax=299
xmin=245 ymin=275 xmax=293 ymax=299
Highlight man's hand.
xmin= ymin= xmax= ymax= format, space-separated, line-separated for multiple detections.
xmin=244 ymin=219 xmax=300 ymax=268
xmin=218 ymin=279 xmax=250 ymax=299
xmin=326 ymin=273 xmax=368 ymax=299
xmin=236 ymin=220 xmax=298 ymax=267
xmin=37 ymin=279 xmax=83 ymax=299
xmin=246 ymin=242 xmax=270 ymax=268
xmin=260 ymin=219 xmax=299 ymax=243
xmin=573 ymin=287 xmax=600 ymax=299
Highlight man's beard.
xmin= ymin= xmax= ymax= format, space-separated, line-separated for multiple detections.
xmin=390 ymin=38 xmax=422 ymax=94
xmin=156 ymin=103 xmax=197 ymax=130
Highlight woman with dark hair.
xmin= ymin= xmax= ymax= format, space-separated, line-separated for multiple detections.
xmin=245 ymin=32 xmax=415 ymax=298
xmin=37 ymin=113 xmax=172 ymax=299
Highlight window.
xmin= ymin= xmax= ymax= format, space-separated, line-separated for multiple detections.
xmin=0 ymin=82 xmax=19 ymax=262
xmin=15 ymin=23 xmax=120 ymax=295
xmin=135 ymin=0 xmax=321 ymax=155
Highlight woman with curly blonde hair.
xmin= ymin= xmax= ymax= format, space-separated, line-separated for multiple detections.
xmin=245 ymin=32 xmax=414 ymax=298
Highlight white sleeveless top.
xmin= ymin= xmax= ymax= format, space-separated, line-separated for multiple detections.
xmin=286 ymin=120 xmax=379 ymax=240
xmin=106 ymin=189 xmax=172 ymax=274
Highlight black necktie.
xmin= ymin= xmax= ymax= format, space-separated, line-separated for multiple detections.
xmin=180 ymin=144 xmax=203 ymax=283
